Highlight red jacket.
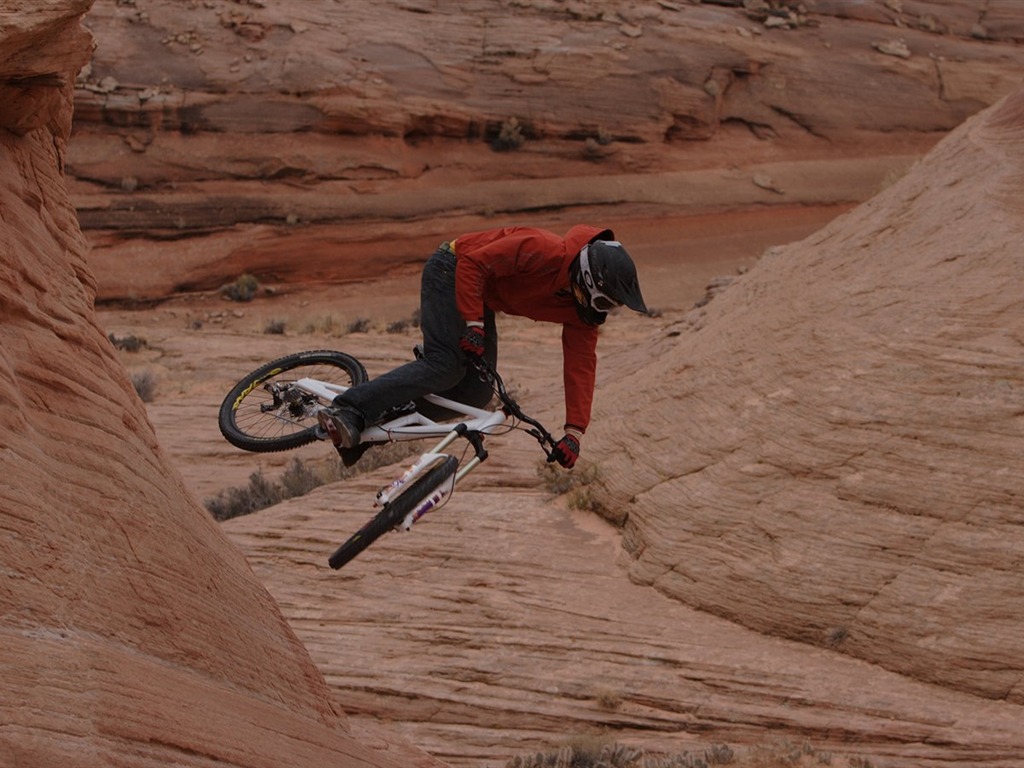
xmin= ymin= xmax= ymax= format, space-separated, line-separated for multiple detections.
xmin=453 ymin=225 xmax=609 ymax=432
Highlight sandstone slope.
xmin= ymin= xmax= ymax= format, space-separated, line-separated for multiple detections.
xmin=0 ymin=5 xmax=438 ymax=766
xmin=222 ymin=308 xmax=1024 ymax=768
xmin=593 ymin=85 xmax=1024 ymax=702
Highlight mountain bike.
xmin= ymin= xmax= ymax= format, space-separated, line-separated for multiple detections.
xmin=218 ymin=349 xmax=556 ymax=569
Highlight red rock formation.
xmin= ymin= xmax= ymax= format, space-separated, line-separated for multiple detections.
xmin=6 ymin=1 xmax=1024 ymax=765
xmin=593 ymin=84 xmax=1024 ymax=703
xmin=69 ymin=0 xmax=1024 ymax=301
xmin=0 ymin=5 xmax=439 ymax=766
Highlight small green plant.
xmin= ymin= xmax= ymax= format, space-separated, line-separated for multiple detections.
xmin=108 ymin=332 xmax=148 ymax=352
xmin=221 ymin=273 xmax=259 ymax=302
xmin=131 ymin=370 xmax=157 ymax=402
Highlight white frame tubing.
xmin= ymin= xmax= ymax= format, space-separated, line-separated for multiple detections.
xmin=295 ymin=377 xmax=509 ymax=443
xmin=294 ymin=375 xmax=509 ymax=526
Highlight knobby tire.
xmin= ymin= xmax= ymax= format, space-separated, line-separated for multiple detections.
xmin=328 ymin=455 xmax=459 ymax=570
xmin=218 ymin=350 xmax=368 ymax=453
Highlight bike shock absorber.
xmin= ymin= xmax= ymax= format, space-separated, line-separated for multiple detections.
xmin=400 ymin=482 xmax=453 ymax=531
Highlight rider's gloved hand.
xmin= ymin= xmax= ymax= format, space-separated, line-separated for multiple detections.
xmin=548 ymin=427 xmax=583 ymax=469
xmin=459 ymin=321 xmax=485 ymax=359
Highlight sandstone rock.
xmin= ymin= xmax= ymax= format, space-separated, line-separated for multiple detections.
xmin=68 ymin=1 xmax=1024 ymax=301
xmin=591 ymin=86 xmax=1024 ymax=703
xmin=873 ymin=38 xmax=912 ymax=57
xmin=0 ymin=5 xmax=440 ymax=766
xmin=8 ymin=1 xmax=1024 ymax=766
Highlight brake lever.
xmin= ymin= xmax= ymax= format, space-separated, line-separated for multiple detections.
xmin=471 ymin=358 xmax=556 ymax=457
xmin=469 ymin=356 xmax=494 ymax=384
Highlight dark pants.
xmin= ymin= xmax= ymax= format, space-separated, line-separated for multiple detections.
xmin=336 ymin=243 xmax=497 ymax=423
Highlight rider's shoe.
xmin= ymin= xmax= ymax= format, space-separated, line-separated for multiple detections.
xmin=317 ymin=403 xmax=365 ymax=450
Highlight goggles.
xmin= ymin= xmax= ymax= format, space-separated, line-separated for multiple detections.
xmin=579 ymin=244 xmax=623 ymax=312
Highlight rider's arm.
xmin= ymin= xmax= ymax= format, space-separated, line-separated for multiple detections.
xmin=561 ymin=322 xmax=599 ymax=433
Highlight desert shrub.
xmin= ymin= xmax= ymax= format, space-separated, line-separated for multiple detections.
xmin=205 ymin=443 xmax=422 ymax=521
xmin=537 ymin=460 xmax=621 ymax=524
xmin=583 ymin=127 xmax=615 ymax=161
xmin=279 ymin=457 xmax=324 ymax=498
xmin=301 ymin=315 xmax=343 ymax=336
xmin=493 ymin=116 xmax=526 ymax=151
xmin=504 ymin=740 xmax=738 ymax=768
xmin=205 ymin=470 xmax=282 ymax=521
xmin=299 ymin=314 xmax=377 ymax=336
xmin=592 ymin=686 xmax=623 ymax=711
xmin=108 ymin=332 xmax=148 ymax=352
xmin=583 ymin=137 xmax=605 ymax=160
xmin=131 ymin=370 xmax=157 ymax=402
xmin=347 ymin=317 xmax=372 ymax=334
xmin=386 ymin=310 xmax=421 ymax=333
xmin=264 ymin=318 xmax=286 ymax=335
xmin=501 ymin=739 xmax=874 ymax=768
xmin=221 ymin=273 xmax=259 ymax=302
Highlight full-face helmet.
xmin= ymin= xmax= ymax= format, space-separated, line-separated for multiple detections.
xmin=571 ymin=239 xmax=648 ymax=325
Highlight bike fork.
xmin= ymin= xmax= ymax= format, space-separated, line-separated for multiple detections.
xmin=397 ymin=426 xmax=490 ymax=530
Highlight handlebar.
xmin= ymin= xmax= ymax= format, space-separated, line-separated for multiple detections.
xmin=470 ymin=358 xmax=557 ymax=457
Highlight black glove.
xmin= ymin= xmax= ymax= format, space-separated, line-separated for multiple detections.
xmin=548 ymin=429 xmax=582 ymax=469
xmin=459 ymin=323 xmax=485 ymax=358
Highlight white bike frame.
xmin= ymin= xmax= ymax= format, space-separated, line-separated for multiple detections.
xmin=293 ymin=376 xmax=511 ymax=528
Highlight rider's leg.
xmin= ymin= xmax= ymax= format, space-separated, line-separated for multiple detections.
xmin=430 ymin=308 xmax=497 ymax=408
xmin=322 ymin=243 xmax=467 ymax=448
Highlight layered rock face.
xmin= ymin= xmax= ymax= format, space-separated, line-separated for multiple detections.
xmin=594 ymin=85 xmax=1024 ymax=702
xmin=0 ymin=5 xmax=435 ymax=766
xmin=69 ymin=0 xmax=1024 ymax=300
xmin=6 ymin=0 xmax=1024 ymax=765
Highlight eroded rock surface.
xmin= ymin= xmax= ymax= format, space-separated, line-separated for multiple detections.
xmin=0 ymin=5 xmax=439 ymax=767
xmin=592 ymin=86 xmax=1024 ymax=704
xmin=70 ymin=0 xmax=1024 ymax=300
xmin=6 ymin=1 xmax=1024 ymax=767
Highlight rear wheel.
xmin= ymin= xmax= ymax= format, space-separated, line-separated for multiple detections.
xmin=218 ymin=350 xmax=368 ymax=453
xmin=328 ymin=455 xmax=459 ymax=570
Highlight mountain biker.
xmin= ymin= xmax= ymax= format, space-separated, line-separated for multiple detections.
xmin=318 ymin=225 xmax=647 ymax=469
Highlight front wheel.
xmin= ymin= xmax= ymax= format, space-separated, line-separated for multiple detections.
xmin=328 ymin=455 xmax=459 ymax=570
xmin=219 ymin=350 xmax=368 ymax=453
